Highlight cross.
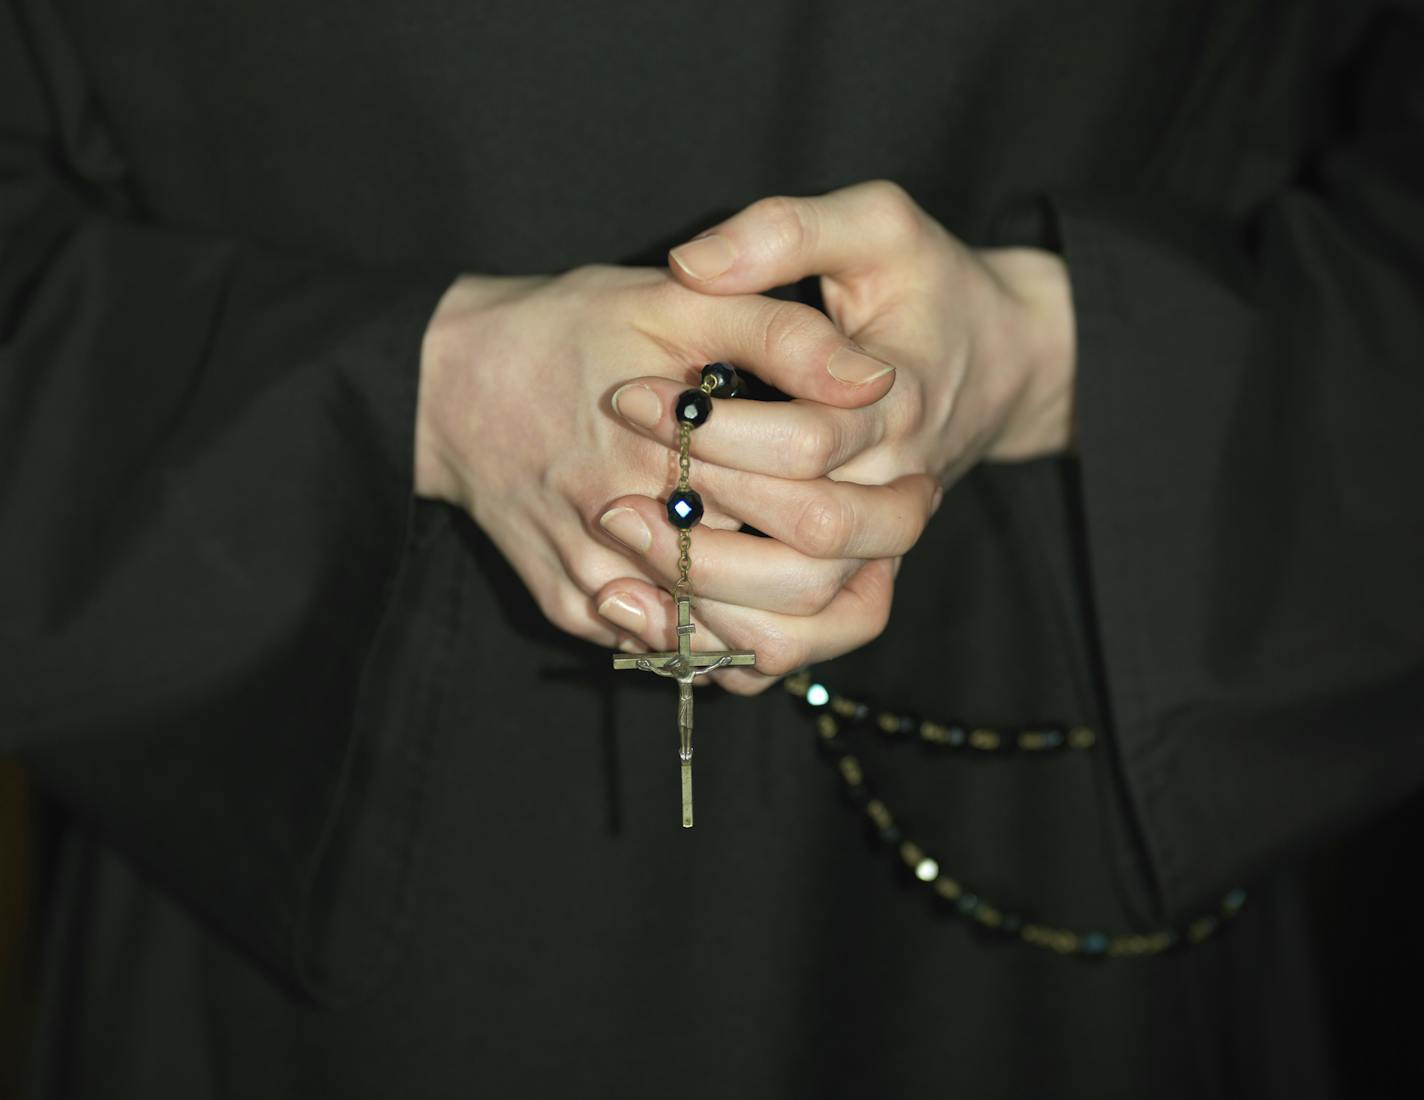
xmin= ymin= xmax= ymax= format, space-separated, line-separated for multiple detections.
xmin=612 ymin=594 xmax=755 ymax=827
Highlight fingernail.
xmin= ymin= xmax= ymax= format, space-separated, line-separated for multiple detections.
xmin=599 ymin=507 xmax=652 ymax=552
xmin=618 ymin=638 xmax=648 ymax=654
xmin=827 ymin=345 xmax=895 ymax=385
xmin=669 ymin=234 xmax=736 ymax=280
xmin=931 ymin=487 xmax=944 ymax=513
xmin=612 ymin=383 xmax=662 ymax=429
xmin=599 ymin=593 xmax=647 ymax=633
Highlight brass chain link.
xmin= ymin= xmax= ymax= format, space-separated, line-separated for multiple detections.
xmin=676 ymin=422 xmax=693 ymax=593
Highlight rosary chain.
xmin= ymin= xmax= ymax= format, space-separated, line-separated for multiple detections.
xmin=783 ymin=671 xmax=1248 ymax=957
xmin=783 ymin=672 xmax=1097 ymax=755
xmin=674 ymin=376 xmax=718 ymax=596
xmin=676 ymin=422 xmax=692 ymax=593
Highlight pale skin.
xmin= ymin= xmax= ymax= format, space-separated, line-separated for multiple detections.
xmin=416 ymin=180 xmax=1075 ymax=696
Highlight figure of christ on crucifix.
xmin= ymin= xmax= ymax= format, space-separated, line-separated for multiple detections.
xmin=612 ymin=595 xmax=756 ymax=827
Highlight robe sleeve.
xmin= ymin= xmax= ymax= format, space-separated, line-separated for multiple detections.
xmin=0 ymin=0 xmax=462 ymax=1004
xmin=1042 ymin=0 xmax=1424 ymax=923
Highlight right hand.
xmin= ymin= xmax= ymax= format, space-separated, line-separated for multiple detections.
xmin=414 ymin=263 xmax=933 ymax=683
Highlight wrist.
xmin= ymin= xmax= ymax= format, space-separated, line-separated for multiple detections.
xmin=978 ymin=247 xmax=1077 ymax=461
xmin=416 ymin=274 xmax=534 ymax=507
xmin=415 ymin=279 xmax=471 ymax=505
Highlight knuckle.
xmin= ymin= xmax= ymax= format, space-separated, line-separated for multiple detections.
xmin=562 ymin=261 xmax=616 ymax=288
xmin=537 ymin=578 xmax=596 ymax=638
xmin=718 ymin=671 xmax=772 ymax=697
xmin=793 ymin=491 xmax=853 ymax=558
xmin=785 ymin=571 xmax=841 ymax=616
xmin=864 ymin=177 xmax=911 ymax=205
xmin=754 ymin=627 xmax=806 ymax=678
xmin=788 ymin=421 xmax=840 ymax=478
xmin=538 ymin=594 xmax=578 ymax=636
xmin=567 ymin=561 xmax=607 ymax=599
xmin=759 ymin=300 xmax=825 ymax=365
xmin=895 ymin=388 xmax=927 ymax=437
xmin=863 ymin=178 xmax=923 ymax=245
xmin=555 ymin=594 xmax=593 ymax=637
xmin=748 ymin=194 xmax=814 ymax=255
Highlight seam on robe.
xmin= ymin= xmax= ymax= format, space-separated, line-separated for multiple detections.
xmin=986 ymin=191 xmax=1169 ymax=926
xmin=289 ymin=282 xmax=463 ymax=1007
xmin=1049 ymin=195 xmax=1178 ymax=922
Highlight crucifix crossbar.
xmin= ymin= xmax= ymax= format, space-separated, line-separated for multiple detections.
xmin=611 ymin=595 xmax=756 ymax=827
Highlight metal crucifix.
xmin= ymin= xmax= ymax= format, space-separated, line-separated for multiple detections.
xmin=611 ymin=594 xmax=755 ymax=827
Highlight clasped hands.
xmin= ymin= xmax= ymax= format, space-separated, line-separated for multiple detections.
xmin=416 ymin=180 xmax=1075 ymax=694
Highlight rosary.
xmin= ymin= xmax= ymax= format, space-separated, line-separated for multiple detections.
xmin=611 ymin=362 xmax=755 ymax=827
xmin=610 ymin=364 xmax=1255 ymax=948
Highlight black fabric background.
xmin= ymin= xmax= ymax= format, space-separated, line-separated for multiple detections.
xmin=2 ymin=0 xmax=1421 ymax=1096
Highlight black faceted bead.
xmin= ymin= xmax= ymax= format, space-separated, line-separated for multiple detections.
xmin=674 ymin=389 xmax=713 ymax=428
xmin=666 ymin=489 xmax=704 ymax=529
xmin=700 ymin=361 xmax=742 ymax=397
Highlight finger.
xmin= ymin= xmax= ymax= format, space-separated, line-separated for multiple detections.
xmin=696 ymin=467 xmax=940 ymax=561
xmin=594 ymin=495 xmax=861 ymax=616
xmin=541 ymin=533 xmax=665 ymax=647
xmin=609 ymin=377 xmax=882 ymax=479
xmin=667 ymin=180 xmax=930 ymax=296
xmin=620 ymin=557 xmax=897 ymax=695
xmin=534 ymin=573 xmax=624 ymax=649
xmin=665 ymin=288 xmax=897 ymax=407
xmin=589 ymin=576 xmax=736 ymax=657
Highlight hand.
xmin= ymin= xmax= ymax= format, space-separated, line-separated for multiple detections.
xmin=664 ymin=179 xmax=1076 ymax=485
xmin=413 ymin=264 xmax=910 ymax=657
xmin=590 ymin=181 xmax=1074 ymax=692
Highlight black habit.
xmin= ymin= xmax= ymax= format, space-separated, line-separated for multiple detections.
xmin=3 ymin=1 xmax=1423 ymax=1097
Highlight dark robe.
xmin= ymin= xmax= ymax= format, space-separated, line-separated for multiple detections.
xmin=3 ymin=0 xmax=1423 ymax=1096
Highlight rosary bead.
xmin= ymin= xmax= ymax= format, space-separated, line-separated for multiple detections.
xmin=666 ymin=489 xmax=704 ymax=529
xmin=700 ymin=361 xmax=742 ymax=397
xmin=789 ymin=673 xmax=1247 ymax=958
xmin=674 ymin=389 xmax=713 ymax=428
xmin=1017 ymin=728 xmax=1066 ymax=752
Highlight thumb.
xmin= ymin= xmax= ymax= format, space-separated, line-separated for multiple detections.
xmin=668 ymin=179 xmax=929 ymax=295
